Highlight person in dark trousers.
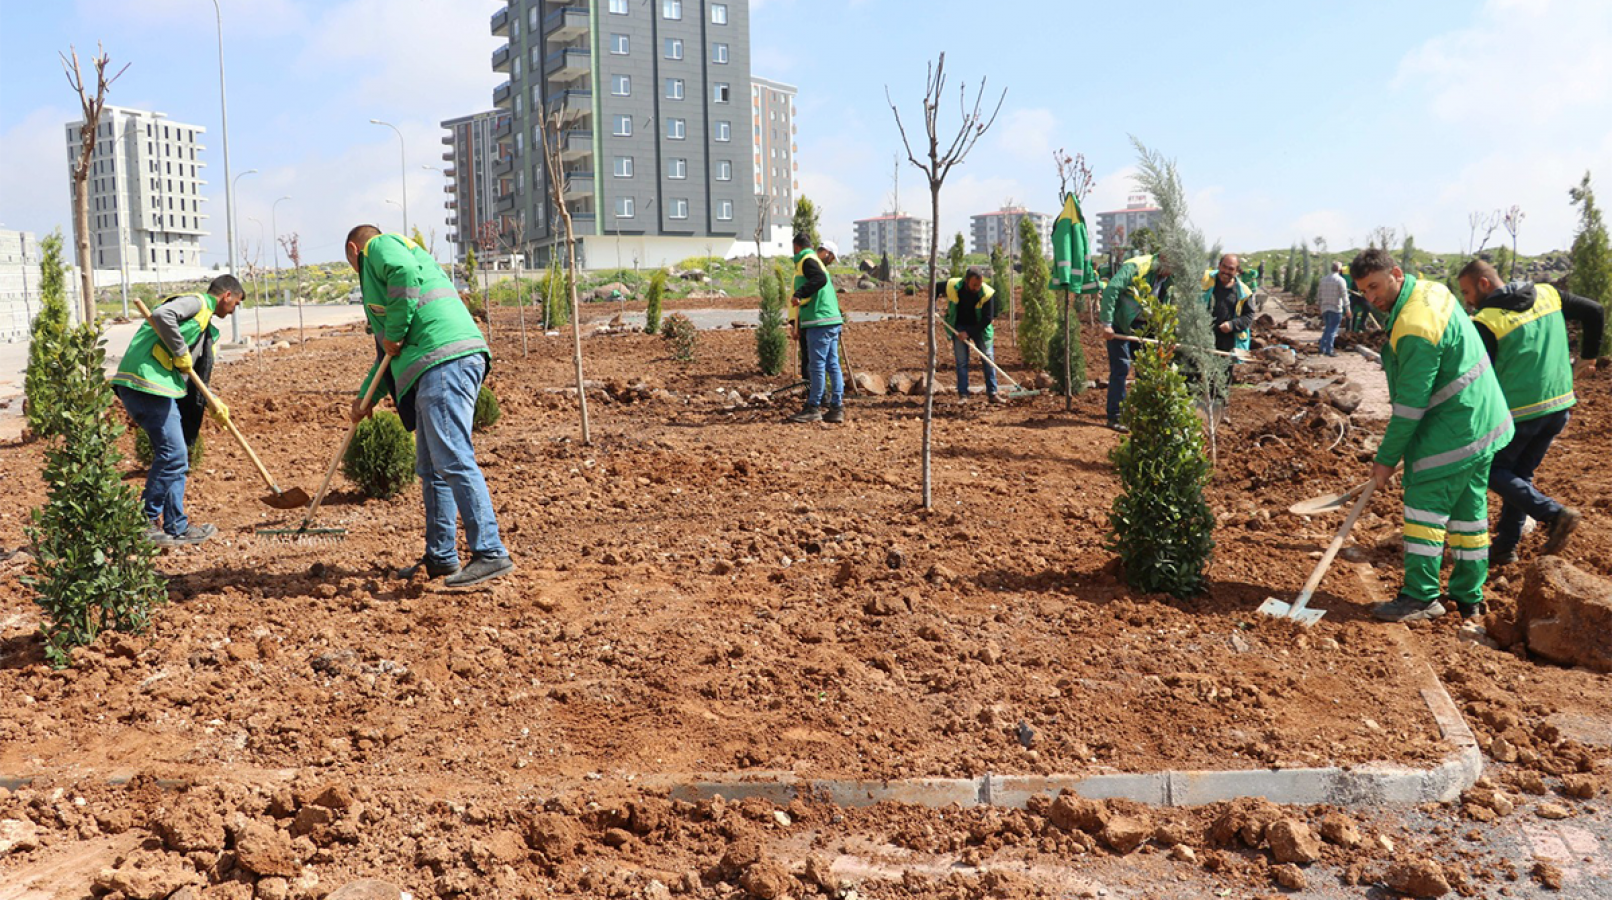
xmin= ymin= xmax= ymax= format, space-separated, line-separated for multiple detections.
xmin=938 ymin=266 xmax=1001 ymax=403
xmin=1098 ymin=253 xmax=1172 ymax=431
xmin=1459 ymin=259 xmax=1606 ymax=566
xmin=789 ymin=233 xmax=845 ymax=423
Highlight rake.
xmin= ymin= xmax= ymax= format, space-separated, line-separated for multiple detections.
xmin=940 ymin=320 xmax=1039 ymax=399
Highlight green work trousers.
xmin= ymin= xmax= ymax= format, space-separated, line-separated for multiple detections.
xmin=1401 ymin=460 xmax=1492 ymax=608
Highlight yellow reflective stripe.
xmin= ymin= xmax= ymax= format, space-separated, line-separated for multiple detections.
xmin=1511 ymin=391 xmax=1575 ymax=418
xmin=1404 ymin=523 xmax=1447 ymax=544
xmin=1475 ymin=284 xmax=1563 ymax=341
xmin=1448 ymin=532 xmax=1489 ymax=549
xmin=1391 ymin=279 xmax=1454 ymax=352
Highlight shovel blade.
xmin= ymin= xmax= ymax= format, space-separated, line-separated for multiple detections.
xmin=1258 ymin=596 xmax=1327 ymax=627
xmin=263 ymin=487 xmax=312 ymax=510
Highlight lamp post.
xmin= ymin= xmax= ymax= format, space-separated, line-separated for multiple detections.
xmin=209 ymin=0 xmax=242 ymax=342
xmin=232 ymin=167 xmax=258 ymax=284
xmin=271 ymin=195 xmax=292 ymax=307
xmin=370 ymin=118 xmax=408 ymax=235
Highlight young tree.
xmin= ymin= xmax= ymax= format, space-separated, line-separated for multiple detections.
xmin=1017 ymin=217 xmax=1054 ymax=370
xmin=887 ymin=53 xmax=1005 ymax=510
xmin=1568 ymin=172 xmax=1612 ymax=358
xmin=62 ymin=45 xmax=129 ymax=326
xmin=947 ymin=232 xmax=966 ymax=279
xmin=757 ymin=264 xmax=788 ymax=375
xmin=539 ymin=110 xmax=591 ymax=444
xmin=278 ymin=233 xmax=304 ymax=345
xmin=1502 ymin=205 xmax=1525 ymax=279
xmin=988 ymin=242 xmax=1009 ymax=299
xmin=792 ymin=196 xmax=820 ymax=248
xmin=24 ymin=231 xmax=71 ymax=440
xmin=1046 ymin=301 xmax=1087 ymax=395
xmin=644 ymin=268 xmax=667 ymax=335
xmin=1283 ymin=243 xmax=1297 ymax=291
xmin=1127 ymin=226 xmax=1158 ymax=257
xmin=1400 ymin=233 xmax=1417 ymax=274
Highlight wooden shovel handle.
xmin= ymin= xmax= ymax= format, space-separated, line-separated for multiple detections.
xmin=299 ymin=354 xmax=393 ymax=531
xmin=940 ymin=319 xmax=1026 ymax=391
xmin=1293 ymin=479 xmax=1378 ymax=608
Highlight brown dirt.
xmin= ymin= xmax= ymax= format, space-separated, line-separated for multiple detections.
xmin=2 ymin=290 xmax=1609 ymax=897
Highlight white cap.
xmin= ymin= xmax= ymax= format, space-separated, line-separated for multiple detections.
xmin=818 ymin=239 xmax=840 ymax=257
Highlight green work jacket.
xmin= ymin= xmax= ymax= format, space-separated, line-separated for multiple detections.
xmin=356 ymin=233 xmax=489 ymax=401
xmin=1472 ymin=284 xmax=1575 ymax=423
xmin=110 ymin=292 xmax=218 ymax=399
xmin=791 ymin=248 xmax=843 ymax=329
xmin=1098 ymin=254 xmax=1156 ymax=335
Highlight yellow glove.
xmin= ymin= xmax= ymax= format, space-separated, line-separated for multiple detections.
xmin=210 ymin=401 xmax=230 ymax=428
xmin=172 ymin=353 xmax=194 ymax=374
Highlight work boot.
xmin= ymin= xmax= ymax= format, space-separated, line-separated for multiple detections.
xmin=397 ymin=557 xmax=460 ymax=580
xmin=987 ymin=393 xmax=1006 ymax=405
xmin=1541 ymin=507 xmax=1581 ymax=555
xmin=156 ymin=523 xmax=217 ymax=548
xmin=822 ymin=404 xmax=845 ymax=424
xmin=1106 ymin=418 xmax=1129 ymax=433
xmin=1372 ymin=594 xmax=1446 ymax=623
xmin=144 ymin=521 xmax=164 ymax=542
xmin=1453 ymin=600 xmax=1487 ymax=620
xmin=444 ymin=553 xmax=515 ymax=587
xmin=1490 ymin=546 xmax=1518 ymax=567
xmin=788 ymin=404 xmax=822 ymax=423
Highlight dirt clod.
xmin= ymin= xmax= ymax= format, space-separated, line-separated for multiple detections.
xmin=1383 ymin=859 xmax=1451 ymax=897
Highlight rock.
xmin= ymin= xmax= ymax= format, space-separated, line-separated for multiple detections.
xmin=93 ymin=848 xmax=200 ymax=900
xmin=326 ymin=879 xmax=404 ymax=900
xmin=1533 ymin=860 xmax=1564 ymax=890
xmin=1536 ymin=802 xmax=1573 ymax=820
xmin=234 ymin=819 xmax=299 ymax=877
xmin=1515 ymin=557 xmax=1612 ymax=672
xmin=679 ymin=268 xmax=706 ymax=281
xmin=739 ymin=858 xmax=794 ymax=899
xmin=863 ymin=595 xmax=905 ymax=616
xmin=1272 ymin=863 xmax=1307 ymax=890
xmin=852 ymin=372 xmax=886 ymax=395
xmin=1260 ymin=346 xmax=1298 ymax=366
xmin=1047 ymin=793 xmax=1109 ymax=834
xmin=1323 ymin=382 xmax=1364 ymax=414
xmin=592 ymin=281 xmax=630 ymax=301
xmin=525 ymin=813 xmax=583 ymax=862
xmin=1318 ymin=812 xmax=1363 ymax=848
xmin=885 ymin=547 xmax=905 ymax=569
xmin=255 ymin=876 xmax=291 ymax=900
xmin=1562 ymin=773 xmax=1600 ymax=799
xmin=0 ymin=818 xmax=40 ymax=854
xmin=1100 ymin=816 xmax=1151 ymax=854
xmin=1266 ymin=819 xmax=1322 ymax=864
xmin=155 ymin=796 xmax=226 ymax=854
xmin=1383 ymin=860 xmax=1451 ymax=897
xmin=1490 ymin=737 xmax=1519 ymax=763
xmin=1169 ymin=844 xmax=1196 ymax=863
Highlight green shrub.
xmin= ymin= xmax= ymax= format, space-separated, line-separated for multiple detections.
xmin=660 ymin=312 xmax=697 ymax=362
xmin=342 ymin=410 xmax=416 ymax=499
xmin=757 ymin=264 xmax=788 ymax=375
xmin=24 ymin=324 xmax=166 ymax=668
xmin=1018 ymin=217 xmax=1055 ymax=370
xmin=474 ymin=384 xmax=502 ymax=431
xmin=24 ymin=230 xmax=71 ymax=440
xmin=644 ymin=269 xmax=667 ymax=335
xmin=674 ymin=255 xmax=721 ymax=273
xmin=460 ymin=289 xmax=485 ymax=319
xmin=134 ymin=428 xmax=205 ymax=468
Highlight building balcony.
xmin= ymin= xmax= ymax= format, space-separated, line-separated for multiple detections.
xmin=447 ymin=232 xmax=459 ymax=244
xmin=442 ymin=167 xmax=457 ymax=179
xmin=490 ymin=6 xmax=509 ymax=36
xmin=544 ymin=47 xmax=590 ymax=82
xmin=493 ymin=118 xmax=512 ymax=140
xmin=560 ymin=130 xmax=592 ymax=162
xmin=443 ymin=183 xmax=456 ymax=194
xmin=492 ymin=80 xmax=513 ymax=108
xmin=445 ymin=199 xmax=457 ymax=210
xmin=441 ymin=134 xmax=455 ymax=146
xmin=492 ymin=44 xmax=512 ymax=74
xmin=561 ymin=170 xmax=593 ymax=201
xmin=544 ymin=6 xmax=589 ymax=42
xmin=492 ymin=156 xmax=513 ymax=177
xmin=570 ymin=213 xmax=596 ymax=233
xmin=496 ymin=192 xmax=515 ymax=212
xmin=446 ymin=216 xmax=459 ymax=227
xmin=547 ymin=89 xmax=592 ymax=125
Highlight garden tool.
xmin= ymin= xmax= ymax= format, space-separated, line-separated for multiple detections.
xmin=132 ymin=299 xmax=308 ymax=510
xmin=1259 ymin=479 xmax=1377 ymax=626
xmin=1289 ymin=479 xmax=1371 ymax=516
xmin=1117 ymin=333 xmax=1253 ymax=361
xmin=257 ymin=354 xmax=393 ymax=542
xmin=940 ymin=320 xmax=1039 ymax=399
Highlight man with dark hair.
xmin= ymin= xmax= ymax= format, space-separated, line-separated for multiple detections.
xmin=1098 ymin=253 xmax=1173 ymax=430
xmin=1458 ymin=258 xmax=1606 ymax=565
xmin=110 ymin=274 xmax=244 ymax=547
xmin=346 ymin=225 xmax=514 ymax=587
xmin=1352 ymin=248 xmax=1512 ymax=622
xmin=938 ymin=265 xmax=1000 ymax=403
xmin=788 ymin=232 xmax=844 ymax=423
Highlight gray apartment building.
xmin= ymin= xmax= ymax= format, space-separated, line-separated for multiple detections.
xmin=853 ymin=213 xmax=930 ymax=259
xmin=1094 ymin=194 xmax=1162 ymax=255
xmin=64 ymin=106 xmax=209 ymax=277
xmin=440 ymin=110 xmax=512 ymax=264
xmin=970 ymin=205 xmax=1051 ymax=257
xmin=488 ymin=0 xmax=760 ymax=268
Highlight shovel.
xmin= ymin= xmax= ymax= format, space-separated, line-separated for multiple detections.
xmin=133 ymin=299 xmax=309 ymax=510
xmin=1289 ymin=479 xmax=1371 ymax=516
xmin=1259 ymin=479 xmax=1377 ymax=626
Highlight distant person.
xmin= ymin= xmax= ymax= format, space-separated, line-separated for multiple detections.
xmin=1352 ymin=248 xmax=1511 ymax=622
xmin=1347 ymin=272 xmax=1372 ymax=333
xmin=1317 ymin=261 xmax=1349 ymax=356
xmin=110 ymin=276 xmax=243 ymax=547
xmin=345 ymin=225 xmax=514 ymax=587
xmin=1098 ymin=253 xmax=1173 ymax=431
xmin=1459 ymin=259 xmax=1606 ymax=566
xmin=788 ymin=233 xmax=845 ymax=423
xmin=938 ymin=265 xmax=1001 ymax=404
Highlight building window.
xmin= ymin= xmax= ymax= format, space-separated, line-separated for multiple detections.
xmin=610 ymin=33 xmax=629 ymax=54
xmin=613 ymin=115 xmax=632 ymax=136
xmin=664 ymin=37 xmax=683 ymax=59
xmin=669 ymin=198 xmax=689 ymax=219
xmin=711 ymin=3 xmax=728 ymax=24
xmin=515 ymin=96 xmax=523 ymax=117
xmin=712 ymin=42 xmax=729 ymax=64
xmin=609 ymin=0 xmax=628 ymax=12
xmin=615 ymin=196 xmax=635 ymax=218
xmin=716 ymin=160 xmax=732 ymax=181
xmin=663 ymin=0 xmax=681 ymax=19
xmin=665 ymin=78 xmax=684 ymax=100
xmin=529 ymin=6 xmax=537 ymax=28
xmin=513 ymin=57 xmax=521 ymax=78
xmin=717 ymin=200 xmax=733 ymax=221
xmin=714 ymin=121 xmax=731 ymax=142
xmin=713 ymin=83 xmax=730 ymax=103
xmin=614 ymin=156 xmax=633 ymax=177
xmin=612 ymin=74 xmax=631 ymax=96
xmin=666 ymin=118 xmax=686 ymax=139
xmin=515 ymin=133 xmax=524 ymax=157
xmin=667 ymin=158 xmax=687 ymax=179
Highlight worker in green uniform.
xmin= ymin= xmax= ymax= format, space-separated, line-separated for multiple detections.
xmin=111 ymin=275 xmax=243 ymax=547
xmin=1352 ymin=248 xmax=1513 ymax=622
xmin=788 ymin=233 xmax=845 ymax=423
xmin=1458 ymin=258 xmax=1606 ymax=565
xmin=1098 ymin=253 xmax=1173 ymax=431
xmin=938 ymin=266 xmax=1001 ymax=404
xmin=345 ymin=225 xmax=514 ymax=587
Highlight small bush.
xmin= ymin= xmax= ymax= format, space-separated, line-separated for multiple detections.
xmin=342 ymin=410 xmax=416 ymax=499
xmin=24 ymin=230 xmax=71 ymax=440
xmin=757 ymin=265 xmax=788 ymax=375
xmin=474 ymin=384 xmax=502 ymax=431
xmin=133 ymin=428 xmax=205 ymax=468
xmin=644 ymin=269 xmax=668 ymax=335
xmin=660 ymin=312 xmax=698 ymax=362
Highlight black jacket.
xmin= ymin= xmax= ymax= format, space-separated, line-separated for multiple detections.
xmin=1208 ymin=282 xmax=1254 ymax=353
xmin=935 ymin=279 xmax=996 ymax=337
xmin=1473 ymin=280 xmax=1605 ymax=362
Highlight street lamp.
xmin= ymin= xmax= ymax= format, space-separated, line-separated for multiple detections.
xmin=271 ymin=195 xmax=292 ymax=307
xmin=209 ymin=0 xmax=242 ymax=342
xmin=232 ymin=167 xmax=258 ymax=278
xmin=370 ymin=118 xmax=408 ymax=235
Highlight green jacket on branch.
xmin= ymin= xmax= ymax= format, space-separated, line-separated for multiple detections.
xmin=356 ymin=233 xmax=489 ymax=401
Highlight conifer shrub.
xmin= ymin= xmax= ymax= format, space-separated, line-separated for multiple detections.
xmin=1018 ymin=217 xmax=1055 ymax=370
xmin=757 ymin=263 xmax=788 ymax=375
xmin=660 ymin=312 xmax=697 ymax=362
xmin=644 ymin=269 xmax=668 ymax=335
xmin=24 ymin=324 xmax=166 ymax=668
xmin=133 ymin=428 xmax=205 ymax=468
xmin=342 ymin=411 xmax=416 ymax=499
xmin=24 ymin=231 xmax=71 ymax=440
xmin=473 ymin=384 xmax=502 ymax=431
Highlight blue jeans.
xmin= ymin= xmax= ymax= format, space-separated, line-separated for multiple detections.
xmin=953 ymin=333 xmax=997 ymax=397
xmin=1106 ymin=336 xmax=1133 ymax=421
xmin=804 ymin=324 xmax=843 ymax=408
xmin=1319 ymin=310 xmax=1343 ymax=354
xmin=412 ymin=355 xmax=507 ymax=567
xmin=1489 ymin=410 xmax=1568 ymax=555
xmin=117 ymin=386 xmax=189 ymax=536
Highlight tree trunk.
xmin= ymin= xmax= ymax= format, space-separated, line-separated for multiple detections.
xmin=1062 ymin=289 xmax=1072 ymax=411
xmin=559 ymin=212 xmax=591 ymax=445
xmin=922 ymin=184 xmax=940 ymax=511
xmin=73 ymin=174 xmax=93 ymax=326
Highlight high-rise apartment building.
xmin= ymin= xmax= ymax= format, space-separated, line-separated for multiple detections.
xmin=440 ymin=110 xmax=513 ymax=264
xmin=853 ymin=213 xmax=930 ymax=259
xmin=970 ymin=206 xmax=1051 ymax=257
xmin=750 ymin=76 xmax=796 ymax=239
xmin=488 ymin=0 xmax=762 ymax=268
xmin=64 ymin=106 xmax=208 ymax=274
xmin=1094 ymin=194 xmax=1162 ymax=255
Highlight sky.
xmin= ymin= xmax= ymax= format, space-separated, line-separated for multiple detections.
xmin=3 ymin=0 xmax=1611 ymax=267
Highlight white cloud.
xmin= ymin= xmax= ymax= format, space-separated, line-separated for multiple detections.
xmin=0 ymin=107 xmax=76 ymax=238
xmin=995 ymin=108 xmax=1057 ymax=166
xmin=74 ymin=0 xmax=312 ymax=39
xmin=301 ymin=0 xmax=501 ymax=115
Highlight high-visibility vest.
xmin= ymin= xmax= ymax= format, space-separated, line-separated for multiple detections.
xmin=1473 ymin=284 xmax=1576 ymax=422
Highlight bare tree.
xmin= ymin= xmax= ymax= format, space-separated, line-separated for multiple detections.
xmin=62 ymin=45 xmax=129 ymax=326
xmin=1502 ymin=205 xmax=1525 ymax=279
xmin=277 ymin=233 xmax=304 ymax=346
xmin=501 ymin=216 xmax=529 ymax=354
xmin=477 ymin=220 xmax=499 ymax=342
xmin=1053 ymin=149 xmax=1096 ymax=201
xmin=1367 ymin=226 xmax=1398 ymax=252
xmin=886 ymin=53 xmax=1005 ymax=510
xmin=538 ymin=110 xmax=592 ymax=445
xmin=1467 ymin=210 xmax=1501 ymax=257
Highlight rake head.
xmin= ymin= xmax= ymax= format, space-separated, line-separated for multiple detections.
xmin=255 ymin=525 xmax=348 ymax=544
